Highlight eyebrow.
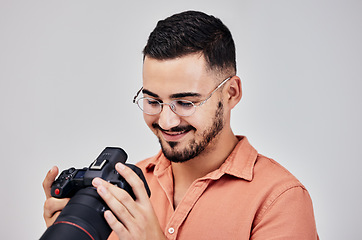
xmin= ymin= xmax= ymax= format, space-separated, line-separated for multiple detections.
xmin=142 ymin=89 xmax=159 ymax=98
xmin=142 ymin=89 xmax=202 ymax=99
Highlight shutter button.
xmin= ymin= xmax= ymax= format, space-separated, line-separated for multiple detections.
xmin=168 ymin=227 xmax=175 ymax=234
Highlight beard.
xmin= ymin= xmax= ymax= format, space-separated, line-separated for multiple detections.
xmin=152 ymin=101 xmax=224 ymax=163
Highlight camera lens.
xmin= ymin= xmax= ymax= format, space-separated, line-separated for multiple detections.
xmin=40 ymin=188 xmax=112 ymax=240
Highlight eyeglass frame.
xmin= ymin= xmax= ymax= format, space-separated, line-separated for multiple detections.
xmin=132 ymin=76 xmax=232 ymax=116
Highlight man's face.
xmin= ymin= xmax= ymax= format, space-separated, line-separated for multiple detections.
xmin=142 ymin=54 xmax=226 ymax=162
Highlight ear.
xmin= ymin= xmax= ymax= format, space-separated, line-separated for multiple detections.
xmin=225 ymin=76 xmax=242 ymax=109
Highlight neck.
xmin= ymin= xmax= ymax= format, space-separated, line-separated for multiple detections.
xmin=171 ymin=128 xmax=238 ymax=207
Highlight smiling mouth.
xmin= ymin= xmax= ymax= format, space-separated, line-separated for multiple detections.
xmin=161 ymin=129 xmax=190 ymax=141
xmin=152 ymin=123 xmax=195 ymax=142
xmin=163 ymin=129 xmax=189 ymax=136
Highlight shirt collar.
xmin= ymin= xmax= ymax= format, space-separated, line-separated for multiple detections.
xmin=217 ymin=136 xmax=258 ymax=181
xmin=144 ymin=136 xmax=258 ymax=181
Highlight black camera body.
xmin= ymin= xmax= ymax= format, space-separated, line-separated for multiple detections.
xmin=40 ymin=147 xmax=150 ymax=240
xmin=50 ymin=147 xmax=150 ymax=200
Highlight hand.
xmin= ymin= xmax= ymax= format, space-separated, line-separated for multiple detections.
xmin=42 ymin=166 xmax=70 ymax=227
xmin=92 ymin=163 xmax=166 ymax=240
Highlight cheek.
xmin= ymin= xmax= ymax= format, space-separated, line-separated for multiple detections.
xmin=185 ymin=114 xmax=209 ymax=133
xmin=193 ymin=101 xmax=224 ymax=130
xmin=143 ymin=114 xmax=157 ymax=130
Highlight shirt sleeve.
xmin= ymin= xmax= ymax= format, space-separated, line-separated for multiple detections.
xmin=251 ymin=186 xmax=319 ymax=240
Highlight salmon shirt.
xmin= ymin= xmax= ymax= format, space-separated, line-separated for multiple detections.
xmin=108 ymin=136 xmax=318 ymax=239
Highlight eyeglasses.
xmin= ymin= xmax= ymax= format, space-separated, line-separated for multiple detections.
xmin=132 ymin=76 xmax=231 ymax=116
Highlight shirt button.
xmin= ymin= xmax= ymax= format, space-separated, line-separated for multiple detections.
xmin=168 ymin=227 xmax=175 ymax=234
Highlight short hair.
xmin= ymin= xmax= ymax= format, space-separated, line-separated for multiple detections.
xmin=143 ymin=10 xmax=236 ymax=76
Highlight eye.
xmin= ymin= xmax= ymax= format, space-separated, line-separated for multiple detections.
xmin=174 ymin=100 xmax=194 ymax=108
xmin=145 ymin=98 xmax=160 ymax=105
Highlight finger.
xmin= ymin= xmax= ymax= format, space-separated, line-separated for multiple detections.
xmin=93 ymin=177 xmax=142 ymax=223
xmin=104 ymin=210 xmax=130 ymax=238
xmin=115 ymin=163 xmax=150 ymax=203
xmin=43 ymin=197 xmax=69 ymax=226
xmin=43 ymin=197 xmax=69 ymax=218
xmin=93 ymin=177 xmax=135 ymax=209
xmin=94 ymin=182 xmax=138 ymax=229
xmin=104 ymin=210 xmax=134 ymax=239
xmin=46 ymin=211 xmax=60 ymax=227
xmin=43 ymin=166 xmax=59 ymax=199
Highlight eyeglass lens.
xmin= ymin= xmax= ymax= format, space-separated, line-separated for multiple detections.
xmin=137 ymin=97 xmax=196 ymax=116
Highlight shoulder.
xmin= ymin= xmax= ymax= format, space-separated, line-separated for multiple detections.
xmin=251 ymin=154 xmax=315 ymax=221
xmin=253 ymin=154 xmax=304 ymax=189
xmin=250 ymin=155 xmax=318 ymax=238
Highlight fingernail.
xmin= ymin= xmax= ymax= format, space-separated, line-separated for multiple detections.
xmin=104 ymin=210 xmax=112 ymax=220
xmin=49 ymin=166 xmax=55 ymax=173
xmin=116 ymin=163 xmax=125 ymax=171
xmin=92 ymin=178 xmax=102 ymax=187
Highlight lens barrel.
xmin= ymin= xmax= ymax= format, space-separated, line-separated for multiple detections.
xmin=40 ymin=188 xmax=112 ymax=240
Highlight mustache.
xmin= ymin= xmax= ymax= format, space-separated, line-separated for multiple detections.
xmin=152 ymin=123 xmax=196 ymax=132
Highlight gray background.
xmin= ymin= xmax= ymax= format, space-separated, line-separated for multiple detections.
xmin=1 ymin=0 xmax=361 ymax=239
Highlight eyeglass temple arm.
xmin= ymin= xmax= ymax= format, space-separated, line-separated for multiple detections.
xmin=133 ymin=87 xmax=143 ymax=103
xmin=198 ymin=77 xmax=231 ymax=106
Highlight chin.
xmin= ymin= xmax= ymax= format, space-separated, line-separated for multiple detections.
xmin=158 ymin=137 xmax=208 ymax=163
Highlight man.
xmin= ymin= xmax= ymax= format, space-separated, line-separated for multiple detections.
xmin=43 ymin=10 xmax=318 ymax=239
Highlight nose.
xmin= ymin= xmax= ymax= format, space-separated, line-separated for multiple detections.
xmin=158 ymin=103 xmax=181 ymax=130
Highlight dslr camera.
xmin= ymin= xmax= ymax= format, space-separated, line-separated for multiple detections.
xmin=40 ymin=147 xmax=150 ymax=240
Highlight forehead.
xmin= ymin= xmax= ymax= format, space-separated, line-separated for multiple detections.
xmin=142 ymin=54 xmax=214 ymax=97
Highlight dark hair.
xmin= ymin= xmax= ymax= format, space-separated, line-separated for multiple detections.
xmin=143 ymin=10 xmax=236 ymax=75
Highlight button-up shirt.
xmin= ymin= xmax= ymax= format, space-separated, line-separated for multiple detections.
xmin=109 ymin=136 xmax=318 ymax=239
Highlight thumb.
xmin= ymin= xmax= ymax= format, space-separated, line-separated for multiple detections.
xmin=42 ymin=166 xmax=59 ymax=199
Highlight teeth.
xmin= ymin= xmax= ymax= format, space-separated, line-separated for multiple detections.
xmin=165 ymin=131 xmax=185 ymax=135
